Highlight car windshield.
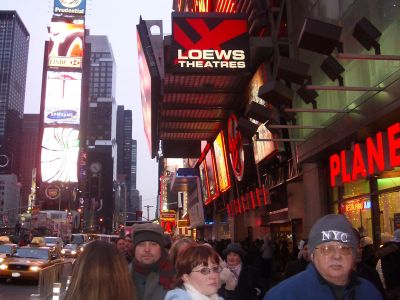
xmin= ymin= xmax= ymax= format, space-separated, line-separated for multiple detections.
xmin=64 ymin=244 xmax=77 ymax=250
xmin=44 ymin=237 xmax=57 ymax=244
xmin=0 ymin=245 xmax=12 ymax=254
xmin=14 ymin=248 xmax=49 ymax=259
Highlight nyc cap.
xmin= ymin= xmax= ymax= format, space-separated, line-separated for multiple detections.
xmin=308 ymin=214 xmax=358 ymax=253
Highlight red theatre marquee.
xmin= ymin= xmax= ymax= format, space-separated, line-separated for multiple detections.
xmin=329 ymin=122 xmax=400 ymax=187
xmin=171 ymin=12 xmax=249 ymax=74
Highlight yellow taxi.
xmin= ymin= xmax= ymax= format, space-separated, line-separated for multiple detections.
xmin=0 ymin=243 xmax=17 ymax=263
xmin=0 ymin=246 xmax=61 ymax=281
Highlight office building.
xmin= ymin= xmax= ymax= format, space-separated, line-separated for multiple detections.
xmin=0 ymin=11 xmax=30 ymax=176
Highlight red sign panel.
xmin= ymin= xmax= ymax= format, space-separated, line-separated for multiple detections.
xmin=227 ymin=114 xmax=245 ymax=181
xmin=172 ymin=12 xmax=249 ymax=74
xmin=330 ymin=122 xmax=400 ymax=186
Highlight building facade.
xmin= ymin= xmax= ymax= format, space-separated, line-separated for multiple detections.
xmin=85 ymin=35 xmax=117 ymax=233
xmin=0 ymin=11 xmax=30 ymax=176
xmin=0 ymin=174 xmax=21 ymax=227
xmin=19 ymin=114 xmax=40 ymax=211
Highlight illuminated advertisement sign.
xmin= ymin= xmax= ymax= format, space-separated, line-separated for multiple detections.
xmin=330 ymin=122 xmax=400 ymax=187
xmin=213 ymin=131 xmax=230 ymax=193
xmin=199 ymin=160 xmax=209 ymax=204
xmin=48 ymin=22 xmax=84 ymax=68
xmin=44 ymin=71 xmax=81 ymax=125
xmin=54 ymin=0 xmax=86 ymax=15
xmin=205 ymin=149 xmax=219 ymax=202
xmin=137 ymin=32 xmax=152 ymax=154
xmin=227 ymin=114 xmax=245 ymax=181
xmin=340 ymin=199 xmax=371 ymax=213
xmin=41 ymin=127 xmax=79 ymax=183
xmin=172 ymin=13 xmax=249 ymax=73
xmin=253 ymin=125 xmax=277 ymax=164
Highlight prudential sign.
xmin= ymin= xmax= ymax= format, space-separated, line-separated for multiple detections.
xmin=172 ymin=13 xmax=250 ymax=74
xmin=54 ymin=0 xmax=86 ymax=15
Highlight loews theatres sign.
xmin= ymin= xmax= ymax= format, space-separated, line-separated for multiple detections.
xmin=171 ymin=13 xmax=249 ymax=73
xmin=330 ymin=122 xmax=400 ymax=187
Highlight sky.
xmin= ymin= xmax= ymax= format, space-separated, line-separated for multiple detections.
xmin=1 ymin=0 xmax=173 ymax=219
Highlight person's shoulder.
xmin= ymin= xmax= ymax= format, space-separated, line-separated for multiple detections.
xmin=356 ymin=277 xmax=384 ymax=299
xmin=164 ymin=288 xmax=191 ymax=300
xmin=264 ymin=272 xmax=306 ymax=299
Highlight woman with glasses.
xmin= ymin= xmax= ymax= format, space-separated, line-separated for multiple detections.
xmin=164 ymin=244 xmax=224 ymax=300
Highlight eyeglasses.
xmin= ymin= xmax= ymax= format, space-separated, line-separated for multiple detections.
xmin=315 ymin=244 xmax=353 ymax=256
xmin=192 ymin=265 xmax=223 ymax=275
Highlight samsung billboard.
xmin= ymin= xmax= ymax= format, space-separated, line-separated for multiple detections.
xmin=171 ymin=12 xmax=250 ymax=74
xmin=44 ymin=71 xmax=82 ymax=125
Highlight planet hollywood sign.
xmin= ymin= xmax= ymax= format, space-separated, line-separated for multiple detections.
xmin=330 ymin=122 xmax=400 ymax=187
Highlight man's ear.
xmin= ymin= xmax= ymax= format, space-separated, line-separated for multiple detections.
xmin=310 ymin=252 xmax=314 ymax=262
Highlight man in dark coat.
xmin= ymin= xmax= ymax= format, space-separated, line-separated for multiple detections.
xmin=376 ymin=229 xmax=400 ymax=299
xmin=283 ymin=239 xmax=310 ymax=279
xmin=218 ymin=242 xmax=266 ymax=300
xmin=264 ymin=214 xmax=382 ymax=300
xmin=129 ymin=223 xmax=175 ymax=300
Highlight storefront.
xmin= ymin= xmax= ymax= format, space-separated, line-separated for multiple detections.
xmin=329 ymin=122 xmax=400 ymax=244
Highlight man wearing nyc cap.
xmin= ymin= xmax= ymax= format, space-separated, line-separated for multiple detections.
xmin=264 ymin=214 xmax=382 ymax=300
xmin=130 ymin=223 xmax=175 ymax=300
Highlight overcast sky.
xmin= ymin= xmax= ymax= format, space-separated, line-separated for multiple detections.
xmin=1 ymin=0 xmax=173 ymax=219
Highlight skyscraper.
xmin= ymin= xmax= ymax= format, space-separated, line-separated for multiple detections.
xmin=20 ymin=114 xmax=40 ymax=210
xmin=0 ymin=11 xmax=30 ymax=176
xmin=85 ymin=35 xmax=116 ymax=233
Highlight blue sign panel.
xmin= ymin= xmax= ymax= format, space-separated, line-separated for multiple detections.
xmin=54 ymin=0 xmax=86 ymax=15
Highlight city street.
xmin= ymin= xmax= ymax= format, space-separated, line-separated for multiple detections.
xmin=0 ymin=260 xmax=73 ymax=300
xmin=0 ymin=279 xmax=38 ymax=300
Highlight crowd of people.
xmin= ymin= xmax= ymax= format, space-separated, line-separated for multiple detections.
xmin=63 ymin=215 xmax=400 ymax=300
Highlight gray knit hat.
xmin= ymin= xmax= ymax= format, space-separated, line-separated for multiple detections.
xmin=308 ymin=214 xmax=359 ymax=253
xmin=132 ymin=223 xmax=165 ymax=248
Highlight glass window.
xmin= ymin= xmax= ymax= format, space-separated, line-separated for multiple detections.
xmin=379 ymin=191 xmax=400 ymax=236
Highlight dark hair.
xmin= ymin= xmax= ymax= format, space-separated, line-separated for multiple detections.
xmin=175 ymin=245 xmax=220 ymax=286
xmin=115 ymin=237 xmax=126 ymax=245
xmin=65 ymin=240 xmax=137 ymax=300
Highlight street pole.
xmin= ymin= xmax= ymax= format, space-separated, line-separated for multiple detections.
xmin=143 ymin=205 xmax=153 ymax=222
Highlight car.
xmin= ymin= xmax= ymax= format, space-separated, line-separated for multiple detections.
xmin=43 ymin=237 xmax=63 ymax=256
xmin=30 ymin=236 xmax=46 ymax=247
xmin=0 ymin=236 xmax=11 ymax=244
xmin=60 ymin=244 xmax=81 ymax=258
xmin=0 ymin=246 xmax=61 ymax=281
xmin=0 ymin=244 xmax=17 ymax=263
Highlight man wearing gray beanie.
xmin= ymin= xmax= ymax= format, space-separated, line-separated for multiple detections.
xmin=129 ymin=223 xmax=175 ymax=300
xmin=264 ymin=214 xmax=383 ymax=300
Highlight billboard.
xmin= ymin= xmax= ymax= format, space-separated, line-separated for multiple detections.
xmin=53 ymin=0 xmax=86 ymax=15
xmin=205 ymin=149 xmax=219 ymax=202
xmin=48 ymin=22 xmax=84 ymax=69
xmin=41 ymin=127 xmax=80 ymax=183
xmin=44 ymin=71 xmax=82 ymax=125
xmin=172 ymin=13 xmax=249 ymax=74
xmin=253 ymin=125 xmax=277 ymax=164
xmin=199 ymin=160 xmax=209 ymax=204
xmin=213 ymin=131 xmax=231 ymax=193
xmin=137 ymin=31 xmax=153 ymax=155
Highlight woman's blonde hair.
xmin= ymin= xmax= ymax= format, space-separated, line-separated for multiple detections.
xmin=169 ymin=237 xmax=196 ymax=265
xmin=64 ymin=240 xmax=137 ymax=300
